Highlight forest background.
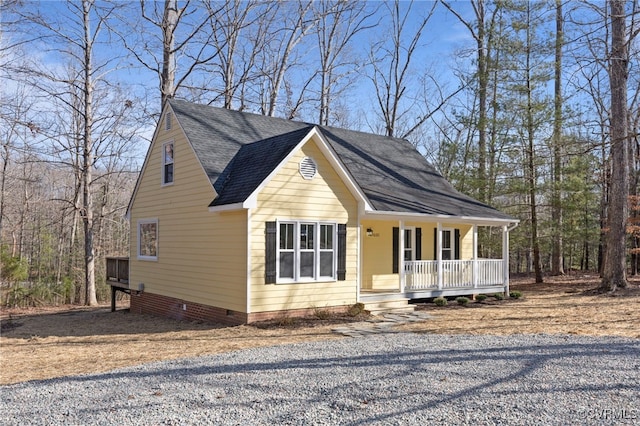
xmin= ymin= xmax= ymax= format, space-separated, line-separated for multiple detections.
xmin=0 ymin=0 xmax=637 ymax=306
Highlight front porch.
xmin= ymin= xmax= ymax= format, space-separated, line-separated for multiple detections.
xmin=361 ymin=259 xmax=506 ymax=300
xmin=359 ymin=217 xmax=515 ymax=303
xmin=404 ymin=258 xmax=505 ymax=297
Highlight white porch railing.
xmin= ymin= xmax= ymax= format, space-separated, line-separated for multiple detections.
xmin=404 ymin=259 xmax=504 ymax=290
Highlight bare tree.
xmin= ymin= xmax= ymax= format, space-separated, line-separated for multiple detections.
xmin=206 ymin=0 xmax=274 ymax=110
xmin=262 ymin=0 xmax=316 ymax=117
xmin=113 ymin=0 xmax=221 ymax=110
xmin=6 ymin=1 xmax=144 ymax=305
xmin=367 ymin=0 xmax=437 ymax=137
xmin=313 ymin=0 xmax=377 ymax=125
xmin=0 ymin=85 xmax=38 ymax=284
xmin=601 ymin=0 xmax=630 ymax=291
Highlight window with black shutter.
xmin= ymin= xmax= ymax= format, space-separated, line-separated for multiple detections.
xmin=265 ymin=221 xmax=346 ymax=283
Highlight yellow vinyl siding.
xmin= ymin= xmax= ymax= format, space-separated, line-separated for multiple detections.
xmin=458 ymin=225 xmax=473 ymax=259
xmin=360 ymin=220 xmax=395 ymax=290
xmin=129 ymin=118 xmax=247 ymax=312
xmin=250 ymin=137 xmax=359 ymax=312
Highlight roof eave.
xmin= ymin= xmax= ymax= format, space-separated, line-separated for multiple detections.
xmin=208 ymin=202 xmax=249 ymax=213
xmin=363 ymin=209 xmax=519 ymax=226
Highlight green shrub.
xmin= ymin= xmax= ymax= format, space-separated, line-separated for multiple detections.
xmin=1 ymin=248 xmax=28 ymax=283
xmin=509 ymin=290 xmax=523 ymax=299
xmin=493 ymin=292 xmax=504 ymax=300
xmin=4 ymin=285 xmax=30 ymax=308
xmin=433 ymin=297 xmax=447 ymax=306
xmin=456 ymin=296 xmax=470 ymax=305
xmin=475 ymin=294 xmax=488 ymax=302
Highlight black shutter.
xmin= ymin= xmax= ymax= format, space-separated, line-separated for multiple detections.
xmin=392 ymin=227 xmax=399 ymax=273
xmin=433 ymin=228 xmax=438 ymax=260
xmin=454 ymin=228 xmax=461 ymax=260
xmin=416 ymin=227 xmax=422 ymax=260
xmin=337 ymin=224 xmax=347 ymax=281
xmin=265 ymin=222 xmax=277 ymax=284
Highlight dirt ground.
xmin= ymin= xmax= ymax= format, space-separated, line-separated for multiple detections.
xmin=1 ymin=274 xmax=639 ymax=385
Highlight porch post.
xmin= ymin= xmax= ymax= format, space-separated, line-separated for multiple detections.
xmin=437 ymin=222 xmax=443 ymax=290
xmin=399 ymin=220 xmax=405 ymax=293
xmin=473 ymin=224 xmax=478 ymax=289
xmin=502 ymin=225 xmax=510 ymax=296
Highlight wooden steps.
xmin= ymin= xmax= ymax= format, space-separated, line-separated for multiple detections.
xmin=360 ymin=293 xmax=415 ymax=316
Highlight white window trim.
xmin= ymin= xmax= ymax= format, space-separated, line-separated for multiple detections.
xmin=276 ymin=220 xmax=337 ymax=283
xmin=162 ymin=141 xmax=174 ymax=186
xmin=442 ymin=227 xmax=454 ymax=260
xmin=137 ymin=218 xmax=158 ymax=261
xmin=403 ymin=226 xmax=416 ymax=261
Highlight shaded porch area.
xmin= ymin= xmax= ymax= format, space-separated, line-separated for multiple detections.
xmin=359 ymin=216 xmax=516 ymax=302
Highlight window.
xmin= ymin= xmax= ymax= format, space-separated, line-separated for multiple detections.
xmin=432 ymin=227 xmax=459 ymax=260
xmin=138 ymin=219 xmax=158 ymax=260
xmin=279 ymin=223 xmax=294 ymax=279
xmin=162 ymin=142 xmax=174 ymax=185
xmin=276 ymin=221 xmax=336 ymax=282
xmin=404 ymin=228 xmax=415 ymax=261
xmin=393 ymin=227 xmax=421 ymax=273
xmin=442 ymin=228 xmax=453 ymax=260
xmin=319 ymin=224 xmax=334 ymax=277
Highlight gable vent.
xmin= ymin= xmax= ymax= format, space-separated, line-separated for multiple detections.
xmin=299 ymin=157 xmax=317 ymax=180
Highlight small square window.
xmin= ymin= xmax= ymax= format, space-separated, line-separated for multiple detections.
xmin=162 ymin=142 xmax=174 ymax=185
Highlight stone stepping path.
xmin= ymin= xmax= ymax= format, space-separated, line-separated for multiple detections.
xmin=332 ymin=311 xmax=433 ymax=337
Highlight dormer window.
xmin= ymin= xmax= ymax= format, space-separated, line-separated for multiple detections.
xmin=162 ymin=142 xmax=174 ymax=185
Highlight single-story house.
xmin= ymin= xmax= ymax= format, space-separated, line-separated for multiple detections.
xmin=107 ymin=99 xmax=518 ymax=324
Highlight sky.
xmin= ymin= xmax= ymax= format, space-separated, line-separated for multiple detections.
xmin=3 ymin=0 xmax=567 ymax=168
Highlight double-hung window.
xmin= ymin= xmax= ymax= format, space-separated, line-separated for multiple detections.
xmin=442 ymin=228 xmax=453 ymax=260
xmin=404 ymin=228 xmax=415 ymax=261
xmin=138 ymin=219 xmax=158 ymax=260
xmin=277 ymin=221 xmax=336 ymax=282
xmin=319 ymin=224 xmax=334 ymax=277
xmin=162 ymin=142 xmax=174 ymax=185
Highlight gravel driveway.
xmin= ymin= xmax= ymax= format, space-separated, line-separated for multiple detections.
xmin=1 ymin=333 xmax=639 ymax=425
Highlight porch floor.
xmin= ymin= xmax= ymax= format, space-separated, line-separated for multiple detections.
xmin=361 ymin=285 xmax=507 ymax=302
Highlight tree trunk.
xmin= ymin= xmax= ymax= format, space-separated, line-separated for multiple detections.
xmin=551 ymin=0 xmax=564 ymax=276
xmin=475 ymin=0 xmax=487 ymax=204
xmin=82 ymin=0 xmax=97 ymax=306
xmin=523 ymin=2 xmax=543 ymax=284
xmin=601 ymin=0 xmax=629 ymax=291
xmin=0 ymin=143 xmax=9 ymax=283
xmin=161 ymin=0 xmax=178 ymax=109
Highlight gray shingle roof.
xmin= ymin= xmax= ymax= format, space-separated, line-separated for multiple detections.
xmin=169 ymin=99 xmax=513 ymax=220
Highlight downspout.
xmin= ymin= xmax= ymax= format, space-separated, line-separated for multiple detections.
xmin=473 ymin=224 xmax=478 ymax=290
xmin=437 ymin=222 xmax=443 ymax=290
xmin=503 ymin=222 xmax=519 ymax=296
xmin=399 ymin=220 xmax=405 ymax=293
xmin=356 ymin=216 xmax=361 ymax=304
xmin=246 ymin=208 xmax=252 ymax=318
